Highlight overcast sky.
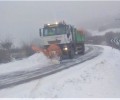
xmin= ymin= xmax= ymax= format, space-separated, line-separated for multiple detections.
xmin=0 ymin=1 xmax=120 ymax=46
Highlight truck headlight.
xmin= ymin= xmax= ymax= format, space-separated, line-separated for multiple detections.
xmin=63 ymin=47 xmax=68 ymax=51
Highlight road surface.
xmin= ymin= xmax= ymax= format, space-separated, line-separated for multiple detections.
xmin=0 ymin=45 xmax=103 ymax=90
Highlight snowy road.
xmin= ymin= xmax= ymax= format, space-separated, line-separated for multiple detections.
xmin=0 ymin=45 xmax=103 ymax=90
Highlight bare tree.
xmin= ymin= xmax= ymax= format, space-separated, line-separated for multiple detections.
xmin=1 ymin=40 xmax=12 ymax=50
xmin=0 ymin=39 xmax=13 ymax=63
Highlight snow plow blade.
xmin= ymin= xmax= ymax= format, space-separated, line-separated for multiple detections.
xmin=32 ymin=44 xmax=62 ymax=63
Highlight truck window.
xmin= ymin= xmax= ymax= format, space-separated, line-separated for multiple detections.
xmin=56 ymin=26 xmax=66 ymax=35
xmin=43 ymin=26 xmax=66 ymax=36
xmin=43 ymin=28 xmax=56 ymax=36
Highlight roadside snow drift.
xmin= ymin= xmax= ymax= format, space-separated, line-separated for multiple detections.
xmin=88 ymin=28 xmax=120 ymax=36
xmin=0 ymin=45 xmax=120 ymax=97
xmin=0 ymin=53 xmax=52 ymax=75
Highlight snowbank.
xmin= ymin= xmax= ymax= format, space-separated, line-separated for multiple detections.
xmin=27 ymin=53 xmax=50 ymax=64
xmin=0 ymin=45 xmax=120 ymax=97
xmin=0 ymin=53 xmax=52 ymax=75
xmin=88 ymin=28 xmax=120 ymax=36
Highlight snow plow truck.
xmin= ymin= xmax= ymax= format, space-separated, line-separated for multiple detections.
xmin=39 ymin=21 xmax=85 ymax=58
xmin=32 ymin=21 xmax=85 ymax=60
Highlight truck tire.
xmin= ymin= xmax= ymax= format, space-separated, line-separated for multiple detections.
xmin=81 ymin=44 xmax=85 ymax=55
xmin=77 ymin=43 xmax=85 ymax=55
xmin=69 ymin=47 xmax=75 ymax=59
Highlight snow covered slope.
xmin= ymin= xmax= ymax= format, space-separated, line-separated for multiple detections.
xmin=88 ymin=28 xmax=120 ymax=36
xmin=0 ymin=45 xmax=120 ymax=97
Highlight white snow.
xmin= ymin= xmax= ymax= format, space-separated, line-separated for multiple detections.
xmin=88 ymin=28 xmax=120 ymax=36
xmin=0 ymin=45 xmax=120 ymax=97
xmin=0 ymin=53 xmax=52 ymax=75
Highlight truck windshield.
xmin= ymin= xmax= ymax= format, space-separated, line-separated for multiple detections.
xmin=44 ymin=27 xmax=56 ymax=36
xmin=43 ymin=26 xmax=66 ymax=36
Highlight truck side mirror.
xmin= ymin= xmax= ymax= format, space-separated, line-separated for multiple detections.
xmin=39 ymin=29 xmax=41 ymax=36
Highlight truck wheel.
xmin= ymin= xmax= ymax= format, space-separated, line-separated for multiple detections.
xmin=69 ymin=48 xmax=75 ymax=59
xmin=81 ymin=45 xmax=85 ymax=55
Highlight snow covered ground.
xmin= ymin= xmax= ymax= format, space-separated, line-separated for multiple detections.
xmin=88 ymin=28 xmax=120 ymax=36
xmin=0 ymin=45 xmax=120 ymax=98
xmin=0 ymin=53 xmax=52 ymax=75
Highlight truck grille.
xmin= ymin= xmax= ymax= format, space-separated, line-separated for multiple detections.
xmin=48 ymin=40 xmax=61 ymax=44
